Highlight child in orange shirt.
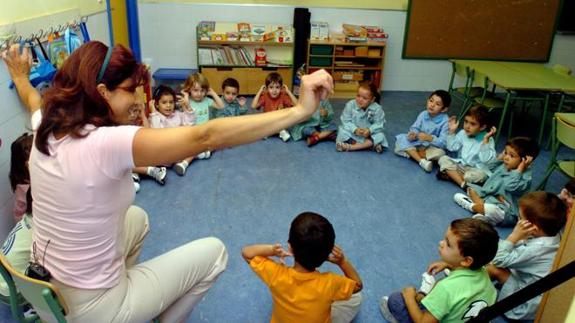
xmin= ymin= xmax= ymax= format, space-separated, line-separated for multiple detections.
xmin=242 ymin=212 xmax=363 ymax=323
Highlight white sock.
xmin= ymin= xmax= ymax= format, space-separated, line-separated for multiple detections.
xmin=146 ymin=167 xmax=156 ymax=176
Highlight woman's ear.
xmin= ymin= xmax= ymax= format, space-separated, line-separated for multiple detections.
xmin=96 ymin=84 xmax=109 ymax=100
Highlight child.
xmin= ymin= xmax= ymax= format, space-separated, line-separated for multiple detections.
xmin=454 ymin=136 xmax=539 ymax=226
xmin=394 ymin=90 xmax=451 ymax=172
xmin=487 ymin=191 xmax=566 ymax=320
xmin=251 ymin=72 xmax=298 ymax=142
xmin=147 ymin=85 xmax=200 ymax=176
xmin=290 ymin=99 xmax=337 ymax=147
xmin=437 ymin=105 xmax=497 ymax=189
xmin=9 ymin=132 xmax=33 ymax=223
xmin=1 ymin=188 xmax=33 ymax=297
xmin=242 ymin=212 xmax=363 ymax=323
xmin=212 ymin=77 xmax=248 ymax=118
xmin=380 ymin=218 xmax=499 ymax=323
xmin=559 ymin=178 xmax=574 ymax=216
xmin=336 ymin=82 xmax=388 ymax=153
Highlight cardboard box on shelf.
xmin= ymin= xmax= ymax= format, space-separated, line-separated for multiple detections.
xmin=355 ymin=46 xmax=368 ymax=56
xmin=334 ymin=81 xmax=359 ymax=92
xmin=311 ymin=22 xmax=329 ymax=40
xmin=368 ymin=48 xmax=381 ymax=57
xmin=333 ymin=71 xmax=364 ymax=81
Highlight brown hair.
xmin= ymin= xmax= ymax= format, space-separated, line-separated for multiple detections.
xmin=450 ymin=218 xmax=499 ymax=270
xmin=265 ymin=72 xmax=283 ymax=87
xmin=506 ymin=136 xmax=540 ymax=160
xmin=182 ymin=73 xmax=209 ymax=93
xmin=466 ymin=105 xmax=491 ymax=127
xmin=358 ymin=82 xmax=381 ymax=103
xmin=36 ymin=41 xmax=148 ymax=155
xmin=519 ymin=191 xmax=567 ymax=236
xmin=9 ymin=133 xmax=33 ymax=190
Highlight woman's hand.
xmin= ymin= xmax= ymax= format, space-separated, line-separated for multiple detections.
xmin=1 ymin=43 xmax=33 ymax=80
xmin=297 ymin=70 xmax=333 ymax=119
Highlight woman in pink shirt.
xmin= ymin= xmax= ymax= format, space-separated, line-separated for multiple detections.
xmin=2 ymin=41 xmax=333 ymax=322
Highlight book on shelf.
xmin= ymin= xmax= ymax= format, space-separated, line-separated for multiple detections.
xmin=237 ymin=23 xmax=251 ymax=41
xmin=199 ymin=46 xmax=260 ymax=66
xmin=198 ymin=21 xmax=215 ymax=40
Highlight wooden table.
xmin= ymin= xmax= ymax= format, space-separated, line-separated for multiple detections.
xmin=452 ymin=60 xmax=575 ymax=143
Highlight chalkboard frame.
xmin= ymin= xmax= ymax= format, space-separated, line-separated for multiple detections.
xmin=402 ymin=0 xmax=565 ymax=62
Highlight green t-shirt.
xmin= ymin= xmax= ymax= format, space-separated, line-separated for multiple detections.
xmin=421 ymin=268 xmax=496 ymax=322
xmin=190 ymin=97 xmax=214 ymax=125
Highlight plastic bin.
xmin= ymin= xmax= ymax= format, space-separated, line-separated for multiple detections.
xmin=310 ymin=45 xmax=333 ymax=55
xmin=152 ymin=68 xmax=197 ymax=89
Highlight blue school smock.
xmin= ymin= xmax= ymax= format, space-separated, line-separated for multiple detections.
xmin=445 ymin=130 xmax=496 ymax=174
xmin=395 ymin=110 xmax=449 ymax=151
xmin=290 ymin=100 xmax=335 ymax=141
xmin=336 ymin=100 xmax=388 ymax=147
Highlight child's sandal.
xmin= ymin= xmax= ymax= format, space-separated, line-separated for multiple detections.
xmin=307 ymin=134 xmax=320 ymax=147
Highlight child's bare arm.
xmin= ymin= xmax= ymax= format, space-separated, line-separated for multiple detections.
xmin=208 ymin=88 xmax=225 ymax=109
xmin=402 ymin=287 xmax=439 ymax=323
xmin=241 ymin=243 xmax=291 ymax=263
xmin=251 ymin=85 xmax=266 ymax=109
xmin=283 ymin=84 xmax=298 ymax=105
xmin=328 ymin=245 xmax=363 ymax=293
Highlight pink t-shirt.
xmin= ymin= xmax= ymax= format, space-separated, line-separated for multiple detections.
xmin=148 ymin=110 xmax=195 ymax=128
xmin=30 ymin=111 xmax=140 ymax=289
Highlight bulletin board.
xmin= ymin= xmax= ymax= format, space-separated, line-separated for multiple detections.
xmin=402 ymin=0 xmax=563 ymax=61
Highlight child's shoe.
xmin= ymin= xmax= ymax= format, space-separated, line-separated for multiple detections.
xmin=419 ymin=159 xmax=433 ymax=172
xmin=279 ymin=129 xmax=291 ymax=142
xmin=419 ymin=272 xmax=436 ymax=295
xmin=307 ymin=133 xmax=320 ymax=147
xmin=454 ymin=193 xmax=474 ymax=212
xmin=393 ymin=143 xmax=409 ymax=158
xmin=197 ymin=151 xmax=211 ymax=159
xmin=174 ymin=161 xmax=189 ymax=176
xmin=148 ymin=166 xmax=167 ymax=185
xmin=379 ymin=296 xmax=399 ymax=323
xmin=132 ymin=173 xmax=140 ymax=193
xmin=374 ymin=144 xmax=384 ymax=154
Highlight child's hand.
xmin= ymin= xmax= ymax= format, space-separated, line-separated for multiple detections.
xmin=178 ymin=91 xmax=191 ymax=111
xmin=238 ymin=96 xmax=247 ymax=107
xmin=517 ymin=156 xmax=533 ymax=173
xmin=448 ymin=116 xmax=459 ymax=134
xmin=401 ymin=287 xmax=418 ymax=300
xmin=259 ymin=85 xmax=267 ymax=93
xmin=483 ymin=126 xmax=497 ymax=144
xmin=509 ymin=219 xmax=537 ymax=243
xmin=407 ymin=131 xmax=417 ymax=141
xmin=207 ymin=87 xmax=218 ymax=97
xmin=320 ymin=108 xmax=328 ymax=118
xmin=497 ymin=151 xmax=505 ymax=160
xmin=427 ymin=261 xmax=449 ymax=275
xmin=148 ymin=99 xmax=156 ymax=113
xmin=271 ymin=243 xmax=292 ymax=264
xmin=283 ymin=84 xmax=290 ymax=92
xmin=328 ymin=245 xmax=346 ymax=265
xmin=418 ymin=132 xmax=433 ymax=142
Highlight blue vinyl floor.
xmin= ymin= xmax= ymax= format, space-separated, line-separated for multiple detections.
xmin=0 ymin=91 xmax=568 ymax=322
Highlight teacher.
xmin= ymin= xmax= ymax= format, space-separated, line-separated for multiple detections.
xmin=2 ymin=41 xmax=333 ymax=322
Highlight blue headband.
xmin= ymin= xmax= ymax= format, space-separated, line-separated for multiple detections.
xmin=96 ymin=47 xmax=113 ymax=84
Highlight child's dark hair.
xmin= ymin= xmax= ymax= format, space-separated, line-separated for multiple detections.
xmin=430 ymin=90 xmax=451 ymax=108
xmin=182 ymin=72 xmax=209 ymax=92
xmin=358 ymin=82 xmax=381 ymax=104
xmin=222 ymin=78 xmax=240 ymax=91
xmin=519 ymin=191 xmax=566 ymax=236
xmin=25 ymin=186 xmax=33 ymax=215
xmin=152 ymin=85 xmax=176 ymax=102
xmin=506 ymin=136 xmax=540 ymax=160
xmin=265 ymin=72 xmax=283 ymax=87
xmin=466 ymin=105 xmax=490 ymax=127
xmin=9 ymin=133 xmax=33 ymax=191
xmin=288 ymin=212 xmax=335 ymax=271
xmin=450 ymin=218 xmax=499 ymax=270
xmin=564 ymin=178 xmax=575 ymax=195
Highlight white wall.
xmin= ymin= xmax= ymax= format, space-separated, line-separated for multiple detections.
xmin=138 ymin=3 xmax=575 ymax=91
xmin=0 ymin=12 xmax=109 ymax=240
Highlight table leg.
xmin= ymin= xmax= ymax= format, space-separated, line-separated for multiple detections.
xmin=538 ymin=93 xmax=550 ymax=145
xmin=495 ymin=91 xmax=511 ymax=143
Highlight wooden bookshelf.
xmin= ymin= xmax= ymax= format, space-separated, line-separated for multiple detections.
xmin=196 ymin=22 xmax=294 ymax=95
xmin=306 ymin=38 xmax=386 ymax=99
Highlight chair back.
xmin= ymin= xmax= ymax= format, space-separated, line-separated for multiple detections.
xmin=0 ymin=255 xmax=29 ymax=322
xmin=0 ymin=254 xmax=68 ymax=323
xmin=556 ymin=115 xmax=575 ymax=149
